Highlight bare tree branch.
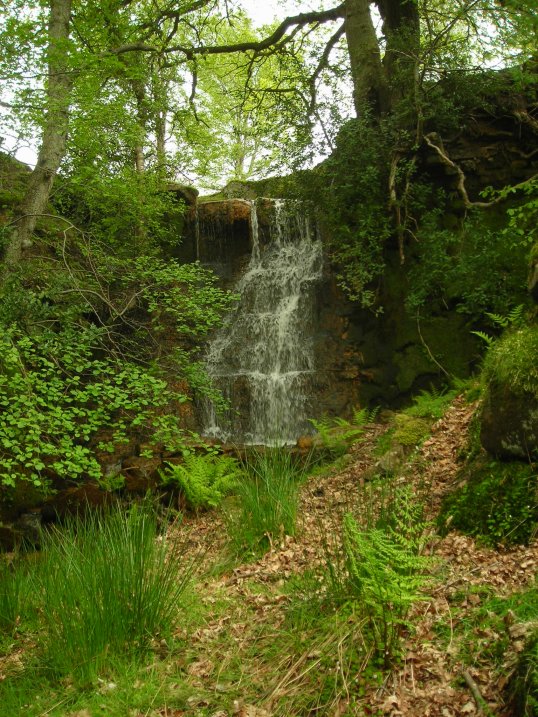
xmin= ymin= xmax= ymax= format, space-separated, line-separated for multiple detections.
xmin=110 ymin=4 xmax=345 ymax=59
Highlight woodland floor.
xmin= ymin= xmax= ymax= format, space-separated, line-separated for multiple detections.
xmin=1 ymin=396 xmax=537 ymax=716
xmin=165 ymin=397 xmax=538 ymax=717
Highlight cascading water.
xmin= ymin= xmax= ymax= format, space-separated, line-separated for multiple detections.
xmin=203 ymin=199 xmax=323 ymax=444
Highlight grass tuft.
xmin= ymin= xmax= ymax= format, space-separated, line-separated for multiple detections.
xmin=35 ymin=502 xmax=194 ymax=684
xmin=226 ymin=447 xmax=307 ymax=556
xmin=0 ymin=557 xmax=32 ymax=635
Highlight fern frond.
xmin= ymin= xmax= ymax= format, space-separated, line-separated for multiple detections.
xmin=471 ymin=330 xmax=494 ymax=346
xmin=485 ymin=311 xmax=510 ymax=328
xmin=340 ymin=490 xmax=433 ymax=666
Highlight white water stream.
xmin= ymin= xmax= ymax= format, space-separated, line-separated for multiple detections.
xmin=203 ymin=199 xmax=323 ymax=444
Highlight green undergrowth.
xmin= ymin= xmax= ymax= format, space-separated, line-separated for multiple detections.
xmin=0 ymin=502 xmax=196 ymax=697
xmin=373 ymin=385 xmax=465 ymax=461
xmin=510 ymin=629 xmax=538 ymax=717
xmin=232 ymin=483 xmax=436 ymax=713
xmin=263 ymin=598 xmax=385 ymax=715
xmin=404 ymin=386 xmax=461 ymax=420
xmin=159 ymin=448 xmax=243 ymax=511
xmin=38 ymin=504 xmax=195 ymax=685
xmin=0 ymin=557 xmax=34 ymax=636
xmin=309 ymin=406 xmax=378 ymax=460
xmin=0 ymin=654 xmax=194 ymax=717
xmin=435 ymin=582 xmax=538 ymax=714
xmin=438 ymin=456 xmax=538 ymax=546
xmin=1 ymin=380 xmax=527 ymax=716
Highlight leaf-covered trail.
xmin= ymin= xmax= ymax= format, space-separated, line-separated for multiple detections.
xmin=172 ymin=398 xmax=538 ymax=716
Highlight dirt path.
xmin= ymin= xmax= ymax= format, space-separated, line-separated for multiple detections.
xmin=172 ymin=399 xmax=537 ymax=716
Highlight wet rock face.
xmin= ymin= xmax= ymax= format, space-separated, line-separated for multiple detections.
xmin=195 ymin=200 xmax=253 ymax=284
xmin=183 ymin=197 xmax=479 ymax=435
xmin=480 ymin=383 xmax=538 ymax=460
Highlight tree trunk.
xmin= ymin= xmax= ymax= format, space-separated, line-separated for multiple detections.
xmin=4 ymin=0 xmax=73 ymax=273
xmin=155 ymin=108 xmax=167 ymax=177
xmin=153 ymin=64 xmax=168 ymax=179
xmin=377 ymin=0 xmax=420 ymax=114
xmin=344 ymin=0 xmax=388 ymax=116
xmin=131 ymin=78 xmax=148 ymax=174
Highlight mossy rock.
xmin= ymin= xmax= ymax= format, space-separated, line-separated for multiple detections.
xmin=483 ymin=325 xmax=538 ymax=399
xmin=0 ymin=152 xmax=30 ymax=213
xmin=480 ymin=325 xmax=538 ymax=459
xmin=0 ymin=480 xmax=47 ymax=522
xmin=508 ymin=629 xmax=538 ymax=716
xmin=438 ymin=455 xmax=538 ymax=546
xmin=390 ymin=314 xmax=477 ymax=395
xmin=392 ymin=414 xmax=431 ymax=447
xmin=481 ymin=383 xmax=538 ymax=460
xmin=392 ymin=345 xmax=436 ymax=393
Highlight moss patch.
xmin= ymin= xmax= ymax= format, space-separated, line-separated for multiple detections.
xmin=438 ymin=455 xmax=538 ymax=546
xmin=483 ymin=325 xmax=538 ymax=399
xmin=392 ymin=414 xmax=431 ymax=447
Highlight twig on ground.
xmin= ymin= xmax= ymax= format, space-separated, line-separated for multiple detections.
xmin=463 ymin=669 xmax=486 ymax=714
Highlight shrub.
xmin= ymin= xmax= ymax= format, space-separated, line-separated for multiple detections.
xmin=313 ymin=116 xmax=392 ymax=308
xmin=0 ymin=228 xmax=236 ymax=493
xmin=159 ymin=451 xmax=243 ymax=511
xmin=439 ymin=458 xmax=538 ymax=546
xmin=0 ymin=324 xmax=188 ymax=491
xmin=404 ymin=386 xmax=459 ymax=420
xmin=406 ymin=206 xmax=530 ymax=318
xmin=36 ymin=503 xmax=193 ymax=684
xmin=309 ymin=407 xmax=377 ymax=459
xmin=226 ymin=448 xmax=307 ymax=555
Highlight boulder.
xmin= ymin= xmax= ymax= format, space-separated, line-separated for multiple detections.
xmin=122 ymin=455 xmax=162 ymax=493
xmin=166 ymin=182 xmax=199 ymax=207
xmin=42 ymin=482 xmax=112 ymax=520
xmin=480 ymin=382 xmax=538 ymax=460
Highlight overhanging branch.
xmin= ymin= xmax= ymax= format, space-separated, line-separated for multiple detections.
xmin=110 ymin=4 xmax=345 ymax=59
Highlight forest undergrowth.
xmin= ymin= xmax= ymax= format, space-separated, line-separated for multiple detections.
xmin=0 ymin=396 xmax=537 ymax=717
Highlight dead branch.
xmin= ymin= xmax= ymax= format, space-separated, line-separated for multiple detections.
xmin=417 ymin=311 xmax=451 ymax=378
xmin=463 ymin=670 xmax=486 ymax=714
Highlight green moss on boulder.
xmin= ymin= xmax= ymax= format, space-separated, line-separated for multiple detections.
xmin=480 ymin=325 xmax=538 ymax=459
xmin=483 ymin=325 xmax=538 ymax=399
xmin=392 ymin=414 xmax=431 ymax=447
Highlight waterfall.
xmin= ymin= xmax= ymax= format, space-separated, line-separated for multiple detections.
xmin=203 ymin=199 xmax=323 ymax=445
